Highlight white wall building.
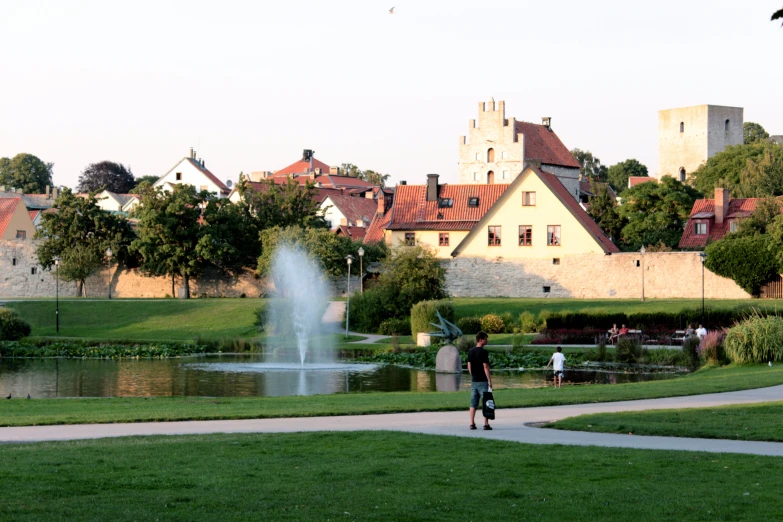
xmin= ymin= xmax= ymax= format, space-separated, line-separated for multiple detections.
xmin=153 ymin=149 xmax=231 ymax=198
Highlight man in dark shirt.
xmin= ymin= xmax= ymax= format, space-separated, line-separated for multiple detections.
xmin=467 ymin=331 xmax=493 ymax=430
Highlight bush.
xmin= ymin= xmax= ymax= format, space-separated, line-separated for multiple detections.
xmin=499 ymin=312 xmax=516 ymax=333
xmin=378 ymin=317 xmax=412 ymax=336
xmin=253 ymin=306 xmax=267 ymax=332
xmin=519 ymin=311 xmax=538 ymax=333
xmin=705 ymin=234 xmax=780 ymax=296
xmin=545 ymin=313 xmax=627 ymax=330
xmin=410 ymin=300 xmax=455 ymax=340
xmin=724 ymin=315 xmax=783 ymax=363
xmin=699 ymin=330 xmax=727 ymax=364
xmin=455 ymin=335 xmax=475 ymax=352
xmin=346 ymin=287 xmax=395 ymax=333
xmin=0 ymin=309 xmax=31 ymax=341
xmin=616 ymin=337 xmax=643 ymax=363
xmin=682 ymin=336 xmax=701 ymax=370
xmin=480 ymin=314 xmax=505 ymax=334
xmin=456 ymin=316 xmax=482 ymax=335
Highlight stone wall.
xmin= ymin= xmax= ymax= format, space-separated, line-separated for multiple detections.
xmin=445 ymin=252 xmax=750 ymax=299
xmin=0 ymin=240 xmax=79 ymax=297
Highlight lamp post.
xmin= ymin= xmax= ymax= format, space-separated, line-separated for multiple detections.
xmin=640 ymin=245 xmax=646 ymax=302
xmin=105 ymin=247 xmax=113 ymax=300
xmin=357 ymin=247 xmax=365 ymax=294
xmin=699 ymin=252 xmax=707 ymax=324
xmin=345 ymin=255 xmax=354 ymax=338
xmin=55 ymin=256 xmax=60 ymax=333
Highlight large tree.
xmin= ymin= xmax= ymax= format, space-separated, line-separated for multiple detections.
xmin=77 ymin=161 xmax=136 ymax=193
xmin=131 ymin=175 xmax=159 ymax=193
xmin=587 ymin=181 xmax=625 ymax=243
xmin=36 ymin=190 xmax=135 ymax=296
xmin=0 ymin=153 xmax=53 ymax=194
xmin=734 ymin=143 xmax=783 ymax=198
xmin=239 ymin=177 xmax=328 ymax=230
xmin=689 ymin=142 xmax=769 ymax=195
xmin=199 ymin=196 xmax=261 ymax=275
xmin=617 ymin=176 xmax=700 ymax=250
xmin=606 ymin=159 xmax=648 ymax=193
xmin=570 ymin=148 xmax=608 ymax=182
xmin=744 ymin=122 xmax=770 ymax=144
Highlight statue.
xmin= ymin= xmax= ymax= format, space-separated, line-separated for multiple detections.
xmin=427 ymin=310 xmax=462 ymax=345
xmin=428 ymin=311 xmax=463 ymax=376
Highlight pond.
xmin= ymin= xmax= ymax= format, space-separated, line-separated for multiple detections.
xmin=0 ymin=354 xmax=686 ymax=398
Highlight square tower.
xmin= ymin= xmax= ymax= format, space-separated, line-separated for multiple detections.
xmin=657 ymin=104 xmax=743 ymax=182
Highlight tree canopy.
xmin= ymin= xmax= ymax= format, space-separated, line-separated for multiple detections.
xmin=570 ymin=149 xmax=607 ymax=181
xmin=688 ymin=142 xmax=783 ymax=195
xmin=606 ymin=159 xmax=648 ymax=193
xmin=0 ymin=153 xmax=54 ymax=193
xmin=733 ymin=197 xmax=782 ymax=237
xmin=586 ymin=181 xmax=624 ymax=243
xmin=617 ymin=176 xmax=700 ymax=250
xmin=131 ymin=175 xmax=159 ymax=193
xmin=340 ymin=163 xmax=391 ymax=187
xmin=744 ymin=122 xmax=770 ymax=144
xmin=77 ymin=161 xmax=136 ymax=193
xmin=238 ymin=178 xmax=328 ymax=231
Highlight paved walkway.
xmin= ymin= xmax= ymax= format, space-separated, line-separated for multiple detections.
xmin=2 ymin=385 xmax=782 ymax=455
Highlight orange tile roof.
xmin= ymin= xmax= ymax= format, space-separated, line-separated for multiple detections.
xmin=387 ymin=183 xmax=507 ymax=231
xmin=336 ymin=225 xmax=367 ymax=239
xmin=363 ymin=209 xmax=391 ymax=244
xmin=323 ymin=193 xmax=378 ymax=225
xmin=0 ymin=198 xmax=23 ymax=237
xmin=515 ymin=121 xmax=581 ymax=169
xmin=628 ymin=176 xmax=656 ymax=188
xmin=678 ymin=197 xmax=768 ymax=249
xmin=28 ymin=210 xmax=40 ymax=222
xmin=273 ymin=157 xmax=332 ymax=176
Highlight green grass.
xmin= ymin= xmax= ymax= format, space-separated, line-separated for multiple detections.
xmin=2 ymin=365 xmax=782 ymax=427
xmin=547 ymin=401 xmax=783 ymax=442
xmin=1 ymin=431 xmax=781 ymax=521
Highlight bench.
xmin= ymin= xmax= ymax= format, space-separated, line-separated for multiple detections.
xmin=671 ymin=330 xmax=687 ymax=345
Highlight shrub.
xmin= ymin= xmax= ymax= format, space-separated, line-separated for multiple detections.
xmin=682 ymin=336 xmax=702 ymax=369
xmin=253 ymin=306 xmax=267 ymax=332
xmin=699 ymin=330 xmax=727 ymax=364
xmin=480 ymin=314 xmax=505 ymax=334
xmin=0 ymin=309 xmax=31 ymax=341
xmin=346 ymin=286 xmax=395 ymax=333
xmin=455 ymin=335 xmax=475 ymax=352
xmin=724 ymin=315 xmax=783 ymax=363
xmin=499 ymin=312 xmax=516 ymax=333
xmin=519 ymin=311 xmax=538 ymax=333
xmin=511 ymin=333 xmax=526 ymax=349
xmin=616 ymin=337 xmax=643 ymax=363
xmin=456 ymin=316 xmax=482 ymax=335
xmin=378 ymin=317 xmax=412 ymax=336
xmin=410 ymin=300 xmax=455 ymax=340
xmin=705 ymin=234 xmax=780 ymax=296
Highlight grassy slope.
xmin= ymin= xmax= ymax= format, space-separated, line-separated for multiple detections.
xmin=2 ymin=365 xmax=782 ymax=427
xmin=547 ymin=401 xmax=783 ymax=442
xmin=1 ymin=431 xmax=781 ymax=521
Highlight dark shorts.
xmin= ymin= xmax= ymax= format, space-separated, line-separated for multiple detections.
xmin=470 ymin=381 xmax=489 ymax=408
xmin=554 ymin=370 xmax=564 ymax=379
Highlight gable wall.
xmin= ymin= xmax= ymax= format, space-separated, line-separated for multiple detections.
xmin=155 ymin=159 xmax=225 ymax=197
xmin=1 ymin=201 xmax=36 ymax=240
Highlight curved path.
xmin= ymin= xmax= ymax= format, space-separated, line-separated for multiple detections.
xmin=2 ymin=385 xmax=782 ymax=455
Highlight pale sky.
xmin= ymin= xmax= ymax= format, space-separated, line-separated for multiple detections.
xmin=1 ymin=0 xmax=782 ymax=189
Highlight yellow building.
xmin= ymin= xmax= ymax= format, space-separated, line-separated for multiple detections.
xmin=0 ymin=197 xmax=36 ymax=240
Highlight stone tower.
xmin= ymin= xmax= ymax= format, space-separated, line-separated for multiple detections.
xmin=657 ymin=104 xmax=744 ymax=181
xmin=458 ymin=99 xmax=581 ymax=199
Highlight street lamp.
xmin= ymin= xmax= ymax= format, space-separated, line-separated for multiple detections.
xmin=105 ymin=247 xmax=113 ymax=300
xmin=54 ymin=256 xmax=60 ymax=333
xmin=640 ymin=245 xmax=646 ymax=302
xmin=699 ymin=252 xmax=707 ymax=323
xmin=345 ymin=255 xmax=354 ymax=338
xmin=357 ymin=247 xmax=365 ymax=294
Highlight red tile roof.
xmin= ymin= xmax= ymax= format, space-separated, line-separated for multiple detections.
xmin=515 ymin=121 xmax=581 ymax=169
xmin=363 ymin=209 xmax=391 ymax=244
xmin=537 ymin=169 xmax=620 ymax=253
xmin=628 ymin=176 xmax=656 ymax=188
xmin=269 ymin=174 xmax=372 ymax=189
xmin=185 ymin=158 xmax=230 ymax=194
xmin=0 ymin=197 xmax=23 ymax=237
xmin=678 ymin=197 xmax=767 ymax=249
xmin=28 ymin=210 xmax=41 ymax=222
xmin=336 ymin=225 xmax=367 ymax=239
xmin=273 ymin=157 xmax=332 ymax=177
xmin=322 ymin=193 xmax=378 ymax=225
xmin=387 ymin=183 xmax=508 ymax=231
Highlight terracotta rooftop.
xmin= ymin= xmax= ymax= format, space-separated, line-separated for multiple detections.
xmin=678 ymin=197 xmax=767 ymax=249
xmin=273 ymin=157 xmax=332 ymax=177
xmin=336 ymin=225 xmax=367 ymax=240
xmin=628 ymin=176 xmax=656 ymax=188
xmin=363 ymin=209 xmax=392 ymax=244
xmin=322 ymin=193 xmax=378 ymax=226
xmin=515 ymin=121 xmax=581 ymax=169
xmin=0 ymin=197 xmax=24 ymax=237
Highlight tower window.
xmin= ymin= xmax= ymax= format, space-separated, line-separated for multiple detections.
xmin=725 ymin=119 xmax=730 ymax=132
xmin=475 ymin=153 xmax=480 ymax=161
xmin=543 ymin=286 xmax=551 ymax=293
xmin=679 ymin=168 xmax=686 ymax=182
xmin=679 ymin=122 xmax=684 ymax=133
xmin=501 ymin=151 xmax=507 ymax=159
xmin=31 ymin=266 xmax=37 ymax=275
xmin=487 ymin=171 xmax=494 ymax=184
xmin=472 ymin=172 xmax=479 ymax=181
xmin=12 ymin=258 xmax=17 ymax=266
xmin=487 ymin=148 xmax=495 ymax=163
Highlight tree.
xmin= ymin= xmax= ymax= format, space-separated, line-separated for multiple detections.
xmin=340 ymin=163 xmax=390 ymax=187
xmin=586 ymin=181 xmax=625 ymax=243
xmin=0 ymin=153 xmax=53 ymax=193
xmin=734 ymin=197 xmax=782 ymax=237
xmin=131 ymin=175 xmax=159 ymax=193
xmin=239 ymin=177 xmax=328 ymax=230
xmin=617 ymin=176 xmax=701 ymax=250
xmin=570 ymin=148 xmax=607 ymax=181
xmin=705 ymin=235 xmax=779 ymax=296
xmin=36 ymin=190 xmax=135 ymax=296
xmin=131 ymin=185 xmax=210 ymax=299
xmin=689 ymin=142 xmax=768 ymax=195
xmin=735 ymin=143 xmax=783 ymax=198
xmin=606 ymin=159 xmax=648 ymax=193
xmin=76 ymin=161 xmax=136 ymax=193
xmin=744 ymin=122 xmax=770 ymax=144
xmin=773 ymin=7 xmax=783 ymax=25
xmin=198 ymin=197 xmax=262 ymax=276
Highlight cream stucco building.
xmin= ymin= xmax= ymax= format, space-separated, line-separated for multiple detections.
xmin=0 ymin=197 xmax=36 ymax=240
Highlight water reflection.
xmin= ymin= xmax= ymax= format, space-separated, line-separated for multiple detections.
xmin=0 ymin=355 xmax=684 ymax=398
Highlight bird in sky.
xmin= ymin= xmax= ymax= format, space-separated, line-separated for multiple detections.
xmin=389 ymin=6 xmax=395 ymax=14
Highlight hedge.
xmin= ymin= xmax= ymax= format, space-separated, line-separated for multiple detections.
xmin=410 ymin=300 xmax=455 ymax=340
xmin=544 ymin=308 xmax=783 ymax=331
xmin=705 ymin=234 xmax=780 ymax=296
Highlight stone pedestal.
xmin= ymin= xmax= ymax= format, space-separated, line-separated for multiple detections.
xmin=435 ymin=345 xmax=462 ymax=374
xmin=416 ymin=333 xmax=432 ymax=347
xmin=435 ymin=373 xmax=461 ymax=392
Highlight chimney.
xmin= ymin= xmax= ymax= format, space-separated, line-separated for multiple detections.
xmin=426 ymin=174 xmax=439 ymax=202
xmin=377 ymin=191 xmax=385 ymax=214
xmin=340 ymin=218 xmax=348 ymax=226
xmin=46 ymin=185 xmax=51 ymax=199
xmin=190 ymin=147 xmax=194 ymax=159
xmin=399 ymin=180 xmax=406 ymax=185
xmin=542 ymin=117 xmax=552 ymax=130
xmin=329 ymin=166 xmax=339 ymax=175
xmin=715 ymin=188 xmax=729 ymax=224
xmin=52 ymin=187 xmax=58 ymax=200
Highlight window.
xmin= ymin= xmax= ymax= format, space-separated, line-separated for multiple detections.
xmin=502 ymin=170 xmax=509 ymax=180
xmin=553 ymin=258 xmax=560 ymax=265
xmin=501 ymin=151 xmax=507 ymax=159
xmin=475 ymin=153 xmax=480 ymax=161
xmin=404 ymin=233 xmax=415 ymax=246
xmin=679 ymin=122 xmax=684 ymax=133
xmin=522 ymin=191 xmax=536 ymax=206
xmin=439 ymin=233 xmax=450 ymax=246
xmin=488 ymin=226 xmax=501 ymax=246
xmin=12 ymin=258 xmax=17 ymax=266
xmin=729 ymin=220 xmax=738 ymax=233
xmin=487 ymin=148 xmax=495 ymax=163
xmin=30 ymin=267 xmax=37 ymax=275
xmin=547 ymin=225 xmax=561 ymax=246
xmin=694 ymin=222 xmax=708 ymax=235
xmin=725 ymin=119 xmax=730 ymax=132
xmin=679 ymin=168 xmax=686 ymax=182
xmin=519 ymin=225 xmax=532 ymax=246
xmin=468 ymin=197 xmax=479 ymax=207
xmin=487 ymin=171 xmax=494 ymax=184
xmin=472 ymin=172 xmax=479 ymax=181
xmin=15 ymin=230 xmax=26 ymax=239
xmin=543 ymin=286 xmax=551 ymax=293
xmin=176 ymin=172 xmax=182 ymax=181
xmin=438 ymin=198 xmax=453 ymax=208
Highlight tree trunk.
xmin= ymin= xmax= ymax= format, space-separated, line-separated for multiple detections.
xmin=171 ymin=274 xmax=175 ymax=298
xmin=183 ymin=273 xmax=191 ymax=299
xmin=79 ymin=280 xmax=87 ymax=298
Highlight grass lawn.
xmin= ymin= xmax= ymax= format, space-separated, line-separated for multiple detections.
xmin=2 ymin=365 xmax=782 ymax=427
xmin=1 ymin=431 xmax=781 ymax=521
xmin=547 ymin=401 xmax=783 ymax=442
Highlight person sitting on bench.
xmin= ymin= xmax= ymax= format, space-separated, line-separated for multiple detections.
xmin=608 ymin=324 xmax=620 ymax=345
xmin=617 ymin=324 xmax=630 ymax=340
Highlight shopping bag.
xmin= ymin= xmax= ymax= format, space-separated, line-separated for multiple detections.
xmin=482 ymin=389 xmax=495 ymax=420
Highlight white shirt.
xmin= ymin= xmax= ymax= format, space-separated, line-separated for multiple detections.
xmin=696 ymin=327 xmax=707 ymax=339
xmin=551 ymin=352 xmax=566 ymax=371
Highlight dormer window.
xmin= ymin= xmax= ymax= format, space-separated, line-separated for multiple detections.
xmin=694 ymin=222 xmax=708 ymax=235
xmin=729 ymin=221 xmax=739 ymax=233
xmin=438 ymin=198 xmax=453 ymax=208
xmin=468 ymin=197 xmax=479 ymax=207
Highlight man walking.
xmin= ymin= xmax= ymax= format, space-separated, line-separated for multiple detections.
xmin=468 ymin=331 xmax=492 ymax=430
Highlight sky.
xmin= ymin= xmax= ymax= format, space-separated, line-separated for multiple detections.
xmin=1 ymin=0 xmax=782 ymax=189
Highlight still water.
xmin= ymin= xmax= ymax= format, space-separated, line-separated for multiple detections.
xmin=0 ymin=354 xmax=684 ymax=398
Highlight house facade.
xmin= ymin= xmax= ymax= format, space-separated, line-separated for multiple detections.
xmin=153 ymin=149 xmax=231 ymax=198
xmin=679 ymin=188 xmax=761 ymax=249
xmin=0 ymin=197 xmax=36 ymax=240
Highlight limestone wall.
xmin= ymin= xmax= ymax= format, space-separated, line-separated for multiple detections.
xmin=445 ymin=252 xmax=750 ymax=299
xmin=0 ymin=240 xmax=79 ymax=297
